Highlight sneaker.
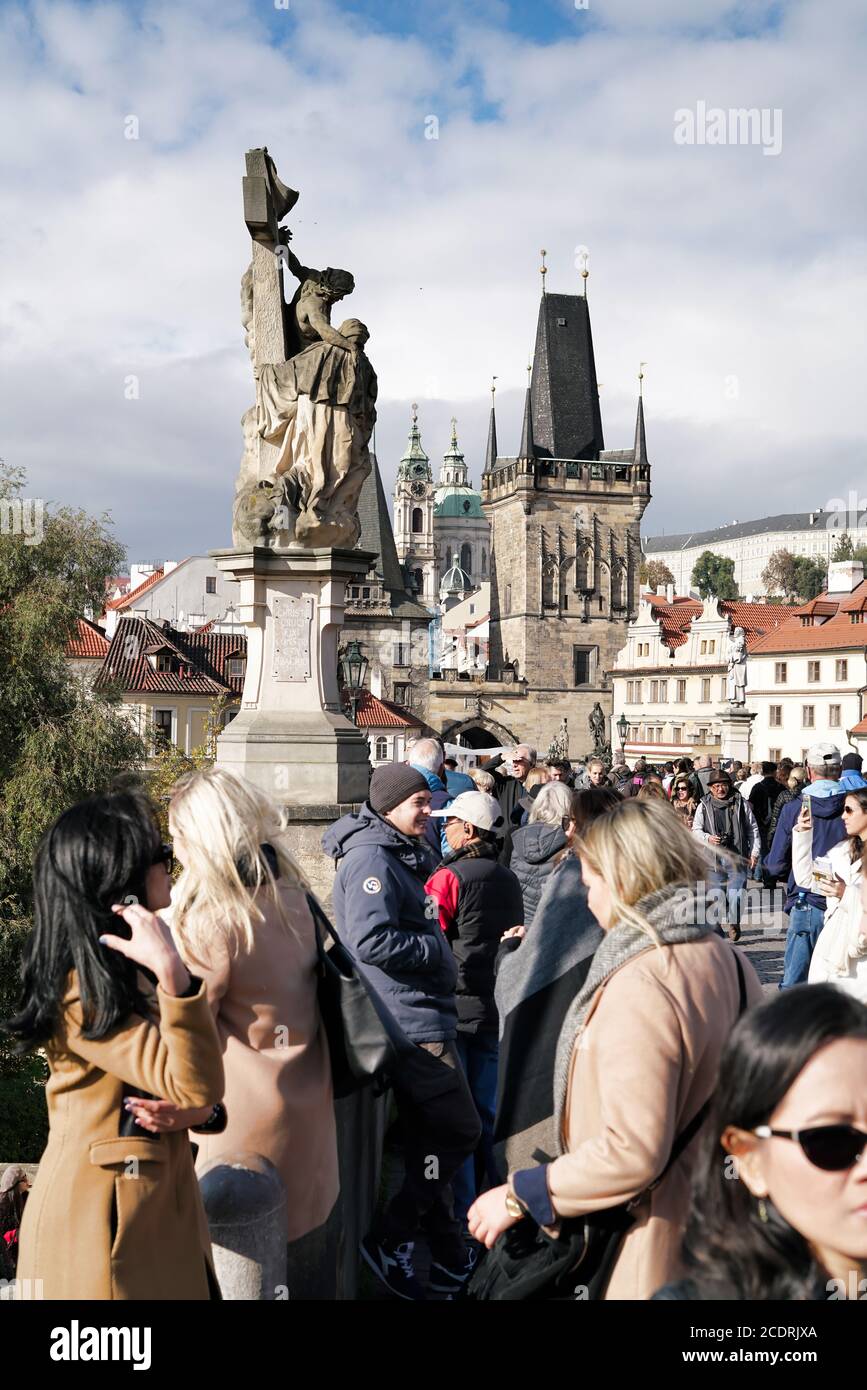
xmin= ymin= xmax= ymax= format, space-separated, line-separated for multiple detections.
xmin=360 ymin=1234 xmax=426 ymax=1301
xmin=429 ymin=1242 xmax=479 ymax=1295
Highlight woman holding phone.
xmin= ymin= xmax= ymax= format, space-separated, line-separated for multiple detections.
xmin=793 ymin=789 xmax=867 ymax=1000
xmin=8 ymin=790 xmax=225 ymax=1300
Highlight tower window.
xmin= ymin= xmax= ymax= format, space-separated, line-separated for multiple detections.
xmin=411 ymin=507 xmax=424 ymax=534
xmin=460 ymin=543 xmax=472 ymax=575
xmin=573 ymin=646 xmax=598 ymax=686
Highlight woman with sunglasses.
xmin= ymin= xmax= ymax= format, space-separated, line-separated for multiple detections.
xmin=8 ymin=791 xmax=224 ymax=1300
xmin=654 ymin=985 xmax=867 ymax=1299
xmin=792 ymin=788 xmax=867 ymax=1000
xmin=669 ymin=774 xmax=698 ymax=830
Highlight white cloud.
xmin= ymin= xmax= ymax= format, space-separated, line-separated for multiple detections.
xmin=0 ymin=0 xmax=864 ymax=562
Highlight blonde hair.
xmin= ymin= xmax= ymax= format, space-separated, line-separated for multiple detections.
xmin=523 ymin=766 xmax=550 ymax=793
xmin=579 ymin=799 xmax=713 ymax=941
xmin=468 ymin=767 xmax=495 ymax=794
xmin=167 ymin=767 xmax=307 ymax=963
xmin=529 ymin=780 xmax=573 ymax=827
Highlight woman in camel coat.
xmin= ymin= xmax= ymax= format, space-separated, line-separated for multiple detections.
xmin=469 ymin=799 xmax=763 ymax=1300
xmin=10 ymin=792 xmax=225 ymax=1301
xmin=135 ymin=769 xmax=338 ymax=1251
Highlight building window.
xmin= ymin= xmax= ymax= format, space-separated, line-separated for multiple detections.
xmin=504 ymin=585 xmax=511 ymax=615
xmin=829 ymin=705 xmax=841 ymax=728
xmin=708 ymin=640 xmax=715 ymax=654
xmin=393 ymin=644 xmax=410 ymax=667
xmin=205 ymin=576 xmax=217 ymax=594
xmin=659 ymin=680 xmax=668 ymax=703
xmin=769 ymin=747 xmax=782 ymax=762
xmin=775 ymin=662 xmax=788 ymax=684
xmin=676 ymin=679 xmax=686 ymax=703
xmin=808 ymin=660 xmax=821 ymax=683
xmin=375 ymin=736 xmax=388 ymax=760
xmin=226 ymin=658 xmax=246 ymax=678
xmin=701 ymin=678 xmax=711 ymax=702
xmin=802 ymin=705 xmax=815 ymax=728
xmin=634 ymin=681 xmax=643 ymax=705
xmin=769 ymin=705 xmax=782 ymax=728
xmin=412 ymin=568 xmax=423 ymax=594
xmin=393 ymin=683 xmax=412 ymax=708
xmin=153 ymin=709 xmax=173 ymax=746
xmin=672 ymin=726 xmax=682 ymax=744
xmin=719 ymin=677 xmax=727 ymax=700
xmin=650 ymin=680 xmax=658 ymax=701
xmin=836 ymin=659 xmax=848 ymax=681
xmin=573 ymin=646 xmax=597 ymax=687
xmin=461 ymin=543 xmax=472 ymax=575
xmin=700 ymin=640 xmax=707 ymax=655
xmin=411 ymin=507 xmax=424 ymax=534
xmin=481 ymin=549 xmax=487 ymax=576
xmin=155 ymin=654 xmax=174 ymax=673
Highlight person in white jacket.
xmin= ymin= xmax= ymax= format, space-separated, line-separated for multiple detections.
xmin=693 ymin=769 xmax=761 ymax=943
xmin=792 ymin=789 xmax=867 ymax=1001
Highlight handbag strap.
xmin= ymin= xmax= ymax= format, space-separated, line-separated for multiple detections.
xmin=306 ymin=891 xmax=334 ymax=972
xmin=644 ymin=950 xmax=748 ymax=1197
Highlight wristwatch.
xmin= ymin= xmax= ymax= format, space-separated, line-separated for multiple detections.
xmin=505 ymin=1189 xmax=524 ymax=1220
xmin=192 ymin=1103 xmax=227 ymax=1135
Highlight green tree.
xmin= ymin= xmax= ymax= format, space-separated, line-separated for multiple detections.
xmin=793 ymin=555 xmax=828 ymax=601
xmin=0 ymin=463 xmax=148 ymax=1159
xmin=832 ymin=533 xmax=854 ymax=561
xmin=761 ymin=549 xmax=800 ymax=601
xmin=639 ymin=558 xmax=675 ymax=590
xmin=691 ymin=550 xmax=739 ymax=601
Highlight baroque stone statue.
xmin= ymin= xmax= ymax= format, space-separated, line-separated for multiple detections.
xmin=232 ymin=148 xmax=375 ymax=550
xmin=726 ymin=626 xmax=748 ymax=706
xmin=589 ymin=701 xmax=607 ymax=751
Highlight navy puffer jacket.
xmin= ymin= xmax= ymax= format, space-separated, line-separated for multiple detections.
xmin=509 ymin=822 xmax=568 ymax=928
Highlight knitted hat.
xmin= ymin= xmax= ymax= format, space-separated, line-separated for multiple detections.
xmin=842 ymin=752 xmax=863 ymax=772
xmin=369 ymin=764 xmax=430 ymax=816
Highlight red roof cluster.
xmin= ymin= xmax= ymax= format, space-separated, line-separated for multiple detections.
xmin=352 ymin=690 xmax=425 ymax=730
xmin=66 ymin=617 xmax=110 ymax=660
xmin=95 ymin=617 xmax=245 ymax=696
xmin=640 ymin=594 xmax=792 ymax=652
xmin=750 ymin=579 xmax=867 ymax=654
xmin=105 ymin=567 xmax=166 ymax=612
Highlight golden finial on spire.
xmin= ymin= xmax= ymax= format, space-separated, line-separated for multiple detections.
xmin=490 ymin=375 xmax=498 ymax=402
xmin=577 ymin=247 xmax=590 ymax=297
xmin=411 ymin=401 xmax=418 ymax=426
xmin=638 ymin=362 xmax=647 ymax=397
xmin=450 ymin=415 xmax=458 ymax=446
xmin=526 ymin=360 xmax=532 ymax=386
xmin=540 ymin=248 xmax=548 ymax=295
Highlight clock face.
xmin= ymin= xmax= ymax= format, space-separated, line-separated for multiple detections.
xmin=411 ymin=481 xmax=426 ymax=497
xmin=412 ymin=463 xmax=426 ymax=478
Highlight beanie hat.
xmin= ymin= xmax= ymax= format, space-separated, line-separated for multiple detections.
xmin=842 ymin=752 xmax=863 ymax=772
xmin=369 ymin=764 xmax=429 ymax=816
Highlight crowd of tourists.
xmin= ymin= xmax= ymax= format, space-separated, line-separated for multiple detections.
xmin=3 ymin=736 xmax=866 ymax=1303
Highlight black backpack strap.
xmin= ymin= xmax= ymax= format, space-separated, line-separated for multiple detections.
xmin=643 ymin=946 xmax=749 ymax=1199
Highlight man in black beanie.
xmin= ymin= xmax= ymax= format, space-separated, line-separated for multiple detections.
xmin=322 ymin=765 xmax=481 ymax=1301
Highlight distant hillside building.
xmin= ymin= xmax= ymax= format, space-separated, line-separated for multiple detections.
xmin=643 ymin=509 xmax=863 ymax=598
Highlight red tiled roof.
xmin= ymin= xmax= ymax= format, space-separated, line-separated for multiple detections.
xmin=105 ymin=567 xmax=165 ymax=611
xmin=95 ymin=617 xmax=246 ymax=696
xmin=66 ymin=617 xmax=110 ymax=660
xmin=851 ymin=716 xmax=867 ymax=736
xmin=750 ymin=579 xmax=867 ymax=654
xmin=353 ymin=691 xmax=425 ymax=730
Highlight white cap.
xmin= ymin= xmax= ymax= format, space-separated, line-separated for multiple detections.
xmin=806 ymin=742 xmax=842 ymax=767
xmin=429 ymin=790 xmax=504 ymax=832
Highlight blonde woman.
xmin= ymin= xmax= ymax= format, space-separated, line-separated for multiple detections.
xmin=468 ymin=798 xmax=763 ymax=1299
xmin=128 ymin=768 xmax=339 ymax=1285
xmin=509 ymin=782 xmax=576 ymax=928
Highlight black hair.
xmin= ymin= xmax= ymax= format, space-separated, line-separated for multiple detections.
xmin=6 ymin=790 xmax=162 ymax=1048
xmin=571 ymin=785 xmax=622 ymax=836
xmin=843 ymin=786 xmax=867 ymax=862
xmin=679 ymin=985 xmax=867 ymax=1299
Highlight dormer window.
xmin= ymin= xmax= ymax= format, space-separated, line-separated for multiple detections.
xmin=155 ymin=654 xmax=174 ymax=673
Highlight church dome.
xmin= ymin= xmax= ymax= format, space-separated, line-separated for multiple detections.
xmin=440 ymin=553 xmax=472 ymax=597
xmin=434 ymin=486 xmax=484 ymax=519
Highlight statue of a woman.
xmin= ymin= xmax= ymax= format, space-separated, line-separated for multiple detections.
xmin=726 ymin=626 xmax=748 ymax=706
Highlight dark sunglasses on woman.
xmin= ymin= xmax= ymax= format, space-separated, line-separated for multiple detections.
xmin=753 ymin=1123 xmax=867 ymax=1172
xmin=152 ymin=842 xmax=174 ymax=875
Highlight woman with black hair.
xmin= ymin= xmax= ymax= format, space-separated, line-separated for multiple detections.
xmin=8 ymin=790 xmax=224 ymax=1300
xmin=654 ymin=985 xmax=867 ymax=1299
xmin=793 ymin=787 xmax=867 ymax=999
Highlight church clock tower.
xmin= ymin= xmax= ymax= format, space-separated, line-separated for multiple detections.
xmin=393 ymin=404 xmax=436 ymax=608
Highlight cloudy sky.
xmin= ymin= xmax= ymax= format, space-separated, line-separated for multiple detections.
xmin=1 ymin=0 xmax=864 ymax=564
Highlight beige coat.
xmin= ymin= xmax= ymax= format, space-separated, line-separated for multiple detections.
xmin=178 ymin=882 xmax=339 ymax=1242
xmin=546 ymin=935 xmax=763 ymax=1300
xmin=17 ymin=974 xmax=224 ymax=1300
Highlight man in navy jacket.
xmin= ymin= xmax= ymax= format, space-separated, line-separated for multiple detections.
xmin=323 ymin=763 xmax=481 ymax=1301
xmin=765 ymin=743 xmax=847 ymax=988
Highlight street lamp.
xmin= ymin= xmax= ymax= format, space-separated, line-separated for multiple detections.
xmin=339 ymin=640 xmax=369 ymax=725
xmin=617 ymin=713 xmax=629 ymax=753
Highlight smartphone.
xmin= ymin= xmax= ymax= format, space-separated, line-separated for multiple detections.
xmin=800 ymin=798 xmax=812 ymax=830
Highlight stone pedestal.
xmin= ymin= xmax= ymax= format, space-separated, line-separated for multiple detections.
xmin=210 ymin=545 xmax=374 ymax=805
xmin=717 ymin=706 xmax=756 ymax=764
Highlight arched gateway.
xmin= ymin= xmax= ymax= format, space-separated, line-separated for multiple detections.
xmin=441 ymin=717 xmax=518 ymax=750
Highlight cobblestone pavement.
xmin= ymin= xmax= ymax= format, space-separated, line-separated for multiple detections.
xmin=737 ymin=891 xmax=787 ymax=992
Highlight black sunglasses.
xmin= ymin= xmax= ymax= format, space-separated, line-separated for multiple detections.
xmin=152 ymin=842 xmax=174 ymax=875
xmin=753 ymin=1123 xmax=867 ymax=1172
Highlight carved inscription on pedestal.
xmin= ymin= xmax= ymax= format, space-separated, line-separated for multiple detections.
xmin=273 ymin=595 xmax=313 ymax=681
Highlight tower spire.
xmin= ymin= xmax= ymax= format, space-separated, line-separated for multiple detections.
xmin=518 ymin=362 xmax=535 ymax=462
xmin=484 ymin=377 xmax=498 ymax=473
xmin=633 ymin=394 xmax=648 ymax=466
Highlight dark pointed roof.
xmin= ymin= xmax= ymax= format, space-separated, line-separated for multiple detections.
xmin=633 ymin=394 xmax=648 ymax=464
xmin=483 ymin=404 xmax=498 ymax=474
xmin=530 ymin=292 xmax=604 ymax=460
xmin=518 ymin=384 xmax=534 ymax=461
xmin=356 ymin=452 xmax=406 ymax=593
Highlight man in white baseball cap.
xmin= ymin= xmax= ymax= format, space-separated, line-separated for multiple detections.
xmin=425 ymin=789 xmax=523 ymax=1255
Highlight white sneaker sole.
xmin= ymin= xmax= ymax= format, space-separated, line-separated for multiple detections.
xmin=359 ymin=1241 xmax=425 ymax=1301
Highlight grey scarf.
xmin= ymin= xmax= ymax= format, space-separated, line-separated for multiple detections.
xmin=551 ymin=883 xmax=713 ymax=1154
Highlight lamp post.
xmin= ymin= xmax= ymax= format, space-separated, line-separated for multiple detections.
xmin=617 ymin=713 xmax=629 ymax=755
xmin=339 ymin=640 xmax=369 ymax=725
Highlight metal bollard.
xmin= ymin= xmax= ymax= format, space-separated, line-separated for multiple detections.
xmin=198 ymin=1152 xmax=288 ymax=1300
